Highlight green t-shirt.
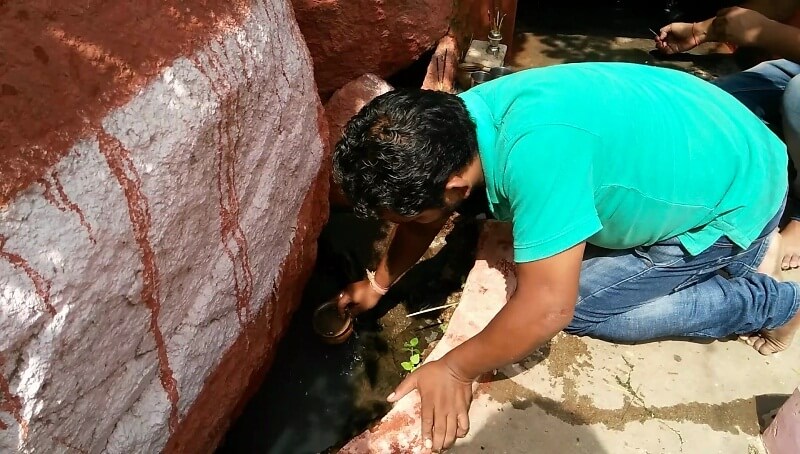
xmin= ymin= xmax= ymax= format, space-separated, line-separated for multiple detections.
xmin=459 ymin=62 xmax=787 ymax=263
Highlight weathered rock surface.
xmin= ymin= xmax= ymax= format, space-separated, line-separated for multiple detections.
xmin=292 ymin=0 xmax=453 ymax=98
xmin=0 ymin=0 xmax=328 ymax=452
xmin=324 ymin=73 xmax=394 ymax=151
xmin=421 ymin=34 xmax=458 ymax=92
xmin=0 ymin=0 xmax=253 ymax=206
xmin=324 ymin=73 xmax=393 ymax=206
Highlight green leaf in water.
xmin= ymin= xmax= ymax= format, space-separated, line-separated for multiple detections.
xmin=401 ymin=361 xmax=414 ymax=371
xmin=410 ymin=354 xmax=420 ymax=365
xmin=409 ymin=337 xmax=419 ymax=347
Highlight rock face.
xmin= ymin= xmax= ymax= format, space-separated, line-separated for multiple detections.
xmin=324 ymin=73 xmax=394 ymax=150
xmin=421 ymin=34 xmax=458 ymax=92
xmin=292 ymin=0 xmax=453 ymax=97
xmin=324 ymin=73 xmax=393 ymax=206
xmin=0 ymin=0 xmax=328 ymax=452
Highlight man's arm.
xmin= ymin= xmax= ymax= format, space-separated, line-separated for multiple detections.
xmin=375 ymin=217 xmax=449 ymax=288
xmin=388 ymin=242 xmax=585 ymax=452
xmin=387 ymin=127 xmax=598 ymax=452
xmin=657 ymin=0 xmax=800 ymax=57
xmin=741 ymin=0 xmax=800 ymax=62
xmin=442 ymin=242 xmax=584 ymax=379
xmin=741 ymin=0 xmax=800 ymax=21
xmin=445 ymin=129 xmax=595 ymax=371
xmin=752 ymin=15 xmax=800 ymax=61
xmin=338 ymin=216 xmax=448 ymax=314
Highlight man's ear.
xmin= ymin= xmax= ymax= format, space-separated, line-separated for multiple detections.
xmin=445 ymin=175 xmax=472 ymax=201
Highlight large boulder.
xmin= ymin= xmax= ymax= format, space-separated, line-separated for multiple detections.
xmin=0 ymin=0 xmax=328 ymax=452
xmin=325 ymin=73 xmax=394 ymax=150
xmin=324 ymin=73 xmax=393 ymax=206
xmin=292 ymin=0 xmax=453 ymax=98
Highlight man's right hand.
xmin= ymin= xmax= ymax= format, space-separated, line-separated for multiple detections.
xmin=337 ymin=279 xmax=383 ymax=316
xmin=656 ymin=22 xmax=706 ymax=54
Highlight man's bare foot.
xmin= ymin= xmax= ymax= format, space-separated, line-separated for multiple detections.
xmin=757 ymin=229 xmax=783 ymax=278
xmin=740 ymin=310 xmax=800 ymax=355
xmin=779 ymin=220 xmax=800 ymax=270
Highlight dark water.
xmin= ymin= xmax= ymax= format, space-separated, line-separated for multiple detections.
xmin=216 ymin=212 xmax=387 ymax=454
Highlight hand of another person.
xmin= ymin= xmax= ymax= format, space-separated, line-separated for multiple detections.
xmin=388 ymin=358 xmax=474 ymax=452
xmin=336 ymin=279 xmax=382 ymax=316
xmin=656 ymin=22 xmax=703 ymax=54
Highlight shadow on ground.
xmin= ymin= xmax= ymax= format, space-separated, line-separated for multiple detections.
xmin=509 ymin=32 xmax=743 ymax=81
xmin=451 ymin=392 xmax=788 ymax=453
xmin=453 ymin=390 xmax=609 ymax=454
xmin=756 ymin=393 xmax=792 ymax=431
xmin=508 ymin=0 xmax=756 ymax=80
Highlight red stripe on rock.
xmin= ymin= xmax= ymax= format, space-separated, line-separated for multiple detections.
xmin=193 ymin=53 xmax=255 ymax=327
xmin=98 ymin=131 xmax=180 ymax=433
xmin=40 ymin=171 xmax=96 ymax=243
xmin=0 ymin=235 xmax=55 ymax=316
xmin=0 ymin=354 xmax=27 ymax=438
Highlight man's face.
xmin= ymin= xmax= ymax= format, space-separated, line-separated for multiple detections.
xmin=381 ymin=188 xmax=468 ymax=225
xmin=382 ymin=207 xmax=451 ymax=225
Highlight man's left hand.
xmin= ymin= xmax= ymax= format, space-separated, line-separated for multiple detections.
xmin=388 ymin=358 xmax=474 ymax=452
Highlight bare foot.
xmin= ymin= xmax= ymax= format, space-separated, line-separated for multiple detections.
xmin=757 ymin=229 xmax=783 ymax=278
xmin=740 ymin=311 xmax=800 ymax=355
xmin=779 ymin=220 xmax=800 ymax=270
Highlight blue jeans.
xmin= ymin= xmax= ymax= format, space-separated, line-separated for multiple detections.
xmin=714 ymin=60 xmax=800 ymax=216
xmin=566 ymin=199 xmax=800 ymax=342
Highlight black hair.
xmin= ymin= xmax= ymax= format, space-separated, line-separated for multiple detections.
xmin=333 ymin=89 xmax=478 ymax=219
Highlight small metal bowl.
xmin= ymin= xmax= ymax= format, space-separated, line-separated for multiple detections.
xmin=312 ymin=299 xmax=353 ymax=345
xmin=489 ymin=66 xmax=514 ymax=78
xmin=470 ymin=71 xmax=493 ymax=87
xmin=456 ymin=63 xmax=482 ymax=89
